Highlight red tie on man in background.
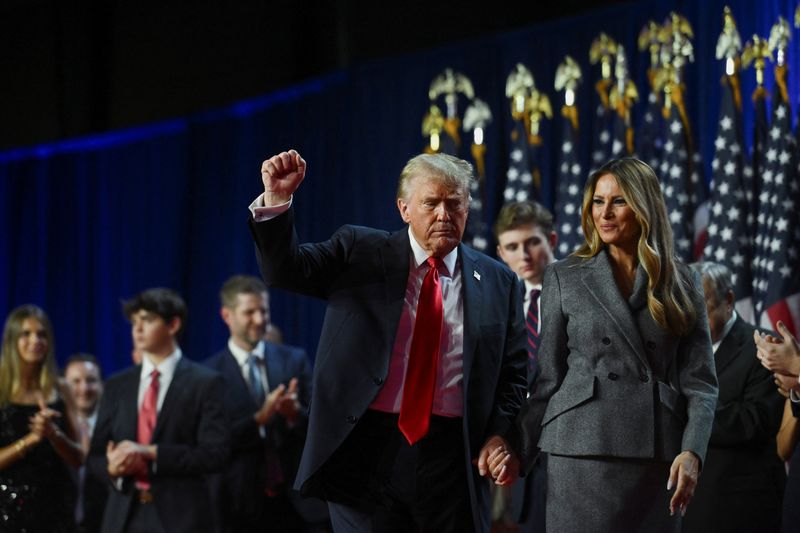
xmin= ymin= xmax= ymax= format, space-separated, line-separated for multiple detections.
xmin=526 ymin=288 xmax=541 ymax=378
xmin=398 ymin=257 xmax=445 ymax=445
xmin=135 ymin=369 xmax=160 ymax=489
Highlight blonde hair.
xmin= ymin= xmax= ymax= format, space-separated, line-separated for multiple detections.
xmin=576 ymin=158 xmax=697 ymax=336
xmin=0 ymin=305 xmax=59 ymax=408
xmin=396 ymin=153 xmax=473 ymax=202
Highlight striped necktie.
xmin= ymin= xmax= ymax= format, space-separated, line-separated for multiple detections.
xmin=526 ymin=288 xmax=541 ymax=380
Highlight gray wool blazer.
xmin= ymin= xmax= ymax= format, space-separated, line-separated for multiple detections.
xmin=517 ymin=249 xmax=718 ymax=471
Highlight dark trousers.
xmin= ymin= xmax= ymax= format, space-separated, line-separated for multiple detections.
xmin=124 ymin=499 xmax=166 ymax=533
xmin=321 ymin=410 xmax=473 ymax=533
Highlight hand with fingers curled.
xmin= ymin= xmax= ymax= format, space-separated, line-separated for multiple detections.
xmin=260 ymin=149 xmax=307 ymax=207
xmin=774 ymin=372 xmax=800 ymax=398
xmin=667 ymin=450 xmax=700 ymax=517
xmin=754 ymin=321 xmax=800 ymax=376
xmin=28 ymin=398 xmax=62 ymax=440
xmin=275 ymin=378 xmax=301 ymax=423
xmin=106 ymin=440 xmax=150 ymax=478
xmin=476 ymin=435 xmax=519 ymax=486
xmin=254 ymin=384 xmax=287 ymax=426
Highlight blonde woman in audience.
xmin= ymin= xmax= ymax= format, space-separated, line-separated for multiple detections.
xmin=0 ymin=304 xmax=83 ymax=532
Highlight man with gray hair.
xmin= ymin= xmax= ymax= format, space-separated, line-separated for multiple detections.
xmin=682 ymin=261 xmax=785 ymax=532
xmin=248 ymin=149 xmax=527 ymax=532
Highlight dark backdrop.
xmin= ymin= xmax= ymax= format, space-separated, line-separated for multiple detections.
xmin=1 ymin=0 xmax=797 ymax=374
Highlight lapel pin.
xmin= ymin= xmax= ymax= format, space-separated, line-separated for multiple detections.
xmin=473 ymin=271 xmax=481 ymax=281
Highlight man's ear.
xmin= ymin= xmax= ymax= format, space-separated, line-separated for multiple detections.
xmin=167 ymin=316 xmax=182 ymax=337
xmin=220 ymin=306 xmax=232 ymax=327
xmin=397 ymin=198 xmax=411 ymax=224
xmin=549 ymin=231 xmax=558 ymax=250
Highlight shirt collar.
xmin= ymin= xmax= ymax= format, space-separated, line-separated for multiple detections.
xmin=712 ymin=310 xmax=738 ymax=353
xmin=228 ymin=338 xmax=265 ymax=368
xmin=407 ymin=227 xmax=458 ymax=276
xmin=141 ymin=346 xmax=182 ymax=380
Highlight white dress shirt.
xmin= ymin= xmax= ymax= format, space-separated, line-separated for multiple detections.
xmin=370 ymin=228 xmax=464 ymax=418
xmin=138 ymin=348 xmax=182 ymax=413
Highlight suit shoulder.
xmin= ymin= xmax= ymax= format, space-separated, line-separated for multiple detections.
xmin=180 ymin=358 xmax=224 ymax=383
xmin=203 ymin=348 xmax=231 ymax=368
xmin=104 ymin=365 xmax=140 ymax=388
xmin=268 ymin=341 xmax=308 ymax=360
xmin=463 ymin=246 xmax=516 ymax=281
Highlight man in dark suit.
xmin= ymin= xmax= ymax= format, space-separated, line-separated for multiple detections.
xmin=682 ymin=262 xmax=785 ymax=532
xmin=494 ymin=201 xmax=556 ymax=533
xmin=248 ymin=149 xmax=527 ymax=532
xmin=65 ymin=353 xmax=107 ymax=533
xmin=88 ymin=288 xmax=230 ymax=533
xmin=205 ymin=274 xmax=326 ymax=532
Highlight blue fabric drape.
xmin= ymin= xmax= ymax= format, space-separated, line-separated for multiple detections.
xmin=1 ymin=0 xmax=797 ymax=374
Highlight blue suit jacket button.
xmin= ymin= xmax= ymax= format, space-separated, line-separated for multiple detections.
xmin=346 ymin=415 xmax=358 ymax=424
xmin=373 ymin=377 xmax=383 ymax=386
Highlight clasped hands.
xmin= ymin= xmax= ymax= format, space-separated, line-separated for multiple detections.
xmin=106 ymin=440 xmax=156 ymax=478
xmin=754 ymin=320 xmax=800 ymax=396
xmin=254 ymin=378 xmax=301 ymax=426
xmin=476 ymin=435 xmax=519 ymax=486
xmin=27 ymin=397 xmax=62 ymax=445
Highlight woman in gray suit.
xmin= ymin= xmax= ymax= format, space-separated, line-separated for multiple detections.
xmin=516 ymin=158 xmax=718 ymax=532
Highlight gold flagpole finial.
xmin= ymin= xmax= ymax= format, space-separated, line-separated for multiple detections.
xmin=610 ymin=44 xmax=639 ymax=118
xmin=742 ymin=35 xmax=773 ymax=89
xmin=505 ymin=63 xmax=535 ymax=120
xmin=429 ymin=68 xmax=475 ymax=119
xmin=768 ymin=16 xmax=791 ymax=67
xmin=716 ymin=6 xmax=742 ymax=75
xmin=555 ymin=55 xmax=582 ymax=107
xmin=590 ymin=33 xmax=618 ymax=80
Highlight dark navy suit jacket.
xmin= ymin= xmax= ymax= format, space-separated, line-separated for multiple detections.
xmin=249 ymin=207 xmax=527 ymax=532
xmin=88 ymin=357 xmax=230 ymax=533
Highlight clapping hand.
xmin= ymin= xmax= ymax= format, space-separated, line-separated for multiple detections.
xmin=754 ymin=321 xmax=800 ymax=376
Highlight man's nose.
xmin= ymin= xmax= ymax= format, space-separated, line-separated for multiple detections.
xmin=434 ymin=204 xmax=450 ymax=220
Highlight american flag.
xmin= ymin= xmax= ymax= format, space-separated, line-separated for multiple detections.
xmin=503 ymin=118 xmax=538 ymax=203
xmin=752 ymin=67 xmax=800 ymax=335
xmin=637 ymin=88 xmax=664 ymax=171
xmin=609 ymin=108 xmax=629 ymax=159
xmin=703 ymin=72 xmax=753 ymax=317
xmin=659 ymin=98 xmax=698 ymax=263
xmin=747 ymin=88 xmax=769 ymax=242
xmin=554 ymin=107 xmax=584 ymax=258
xmin=591 ymin=89 xmax=613 ymax=169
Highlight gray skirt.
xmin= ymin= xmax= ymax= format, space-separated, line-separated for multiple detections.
xmin=547 ymin=454 xmax=681 ymax=533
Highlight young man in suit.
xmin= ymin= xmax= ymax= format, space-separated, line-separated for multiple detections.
xmin=88 ymin=288 xmax=230 ymax=533
xmin=249 ymin=149 xmax=527 ymax=532
xmin=494 ymin=201 xmax=556 ymax=533
xmin=682 ymin=262 xmax=785 ymax=532
xmin=205 ymin=274 xmax=324 ymax=532
xmin=65 ymin=353 xmax=107 ymax=533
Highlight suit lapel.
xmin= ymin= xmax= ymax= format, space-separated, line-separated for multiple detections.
xmin=381 ymin=229 xmax=412 ymax=353
xmin=264 ymin=342 xmax=285 ymax=390
xmin=121 ymin=368 xmax=142 ymax=441
xmin=460 ymin=245 xmax=482 ymax=387
xmin=714 ymin=317 xmax=747 ymax=376
xmin=152 ymin=358 xmax=189 ymax=441
xmin=580 ymin=250 xmax=649 ymax=366
xmin=221 ymin=347 xmax=257 ymax=408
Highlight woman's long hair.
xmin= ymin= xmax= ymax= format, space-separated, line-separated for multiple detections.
xmin=0 ymin=305 xmax=59 ymax=408
xmin=576 ymin=158 xmax=697 ymax=336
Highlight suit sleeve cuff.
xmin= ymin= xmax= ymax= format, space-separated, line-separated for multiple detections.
xmin=249 ymin=194 xmax=292 ymax=222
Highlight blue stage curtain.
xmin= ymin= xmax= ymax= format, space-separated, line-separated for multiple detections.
xmin=0 ymin=0 xmax=796 ymax=374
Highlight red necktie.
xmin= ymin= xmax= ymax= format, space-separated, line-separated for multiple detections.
xmin=526 ymin=288 xmax=541 ymax=383
xmin=136 ymin=369 xmax=160 ymax=488
xmin=398 ymin=257 xmax=444 ymax=445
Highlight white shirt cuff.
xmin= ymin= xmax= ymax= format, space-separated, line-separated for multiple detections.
xmin=249 ymin=194 xmax=292 ymax=222
xmin=790 ymin=389 xmax=800 ymax=403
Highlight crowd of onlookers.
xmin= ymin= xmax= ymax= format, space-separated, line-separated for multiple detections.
xmin=0 ymin=275 xmax=330 ymax=533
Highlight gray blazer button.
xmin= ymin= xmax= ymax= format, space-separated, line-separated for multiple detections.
xmin=639 ymin=374 xmax=650 ymax=382
xmin=346 ymin=415 xmax=358 ymax=424
xmin=646 ymin=341 xmax=656 ymax=350
xmin=607 ymin=372 xmax=619 ymax=381
xmin=602 ymin=337 xmax=611 ymax=345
